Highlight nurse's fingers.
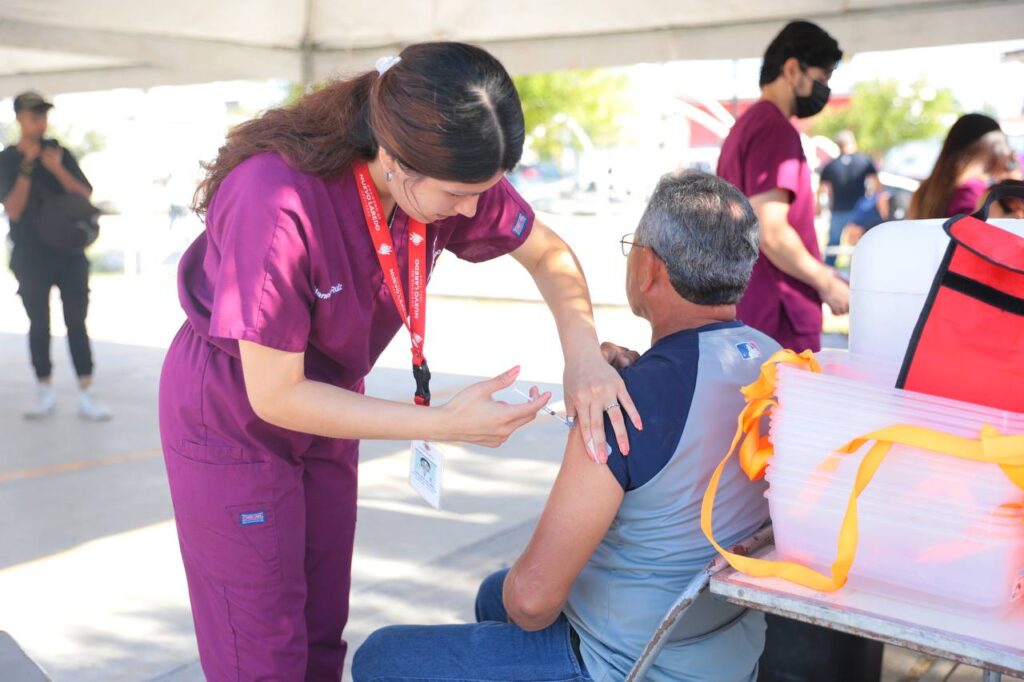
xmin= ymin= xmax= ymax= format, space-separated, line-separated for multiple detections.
xmin=569 ymin=398 xmax=589 ymax=457
xmin=616 ymin=381 xmax=642 ymax=433
xmin=505 ymin=390 xmax=552 ymax=424
xmin=587 ymin=398 xmax=609 ymax=465
xmin=573 ymin=398 xmax=607 ymax=465
xmin=604 ymin=402 xmax=629 ymax=456
xmin=483 ymin=391 xmax=551 ymax=447
xmin=472 ymin=365 xmax=522 ymax=397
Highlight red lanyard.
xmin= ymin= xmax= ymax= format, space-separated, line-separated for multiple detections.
xmin=354 ymin=162 xmax=431 ymax=405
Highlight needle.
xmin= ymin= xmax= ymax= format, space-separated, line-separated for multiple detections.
xmin=513 ymin=387 xmax=575 ymax=428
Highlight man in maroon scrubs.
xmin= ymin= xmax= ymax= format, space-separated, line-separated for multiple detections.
xmin=718 ymin=20 xmax=849 ymax=354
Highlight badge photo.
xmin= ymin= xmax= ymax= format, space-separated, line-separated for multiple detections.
xmin=409 ymin=440 xmax=444 ymax=509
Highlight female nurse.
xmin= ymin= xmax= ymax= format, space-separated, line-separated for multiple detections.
xmin=159 ymin=41 xmax=641 ymax=681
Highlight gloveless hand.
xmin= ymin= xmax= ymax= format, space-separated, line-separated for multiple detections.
xmin=600 ymin=341 xmax=641 ymax=369
xmin=438 ymin=366 xmax=551 ymax=448
xmin=820 ymin=273 xmax=850 ymax=316
xmin=564 ymin=349 xmax=642 ymax=464
xmin=40 ymin=146 xmax=64 ymax=173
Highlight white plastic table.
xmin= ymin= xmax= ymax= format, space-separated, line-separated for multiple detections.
xmin=710 ymin=549 xmax=1024 ymax=682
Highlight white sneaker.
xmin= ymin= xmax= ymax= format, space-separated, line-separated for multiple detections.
xmin=24 ymin=385 xmax=57 ymax=419
xmin=78 ymin=389 xmax=112 ymax=421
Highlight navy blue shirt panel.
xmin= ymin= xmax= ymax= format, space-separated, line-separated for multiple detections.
xmin=602 ymin=322 xmax=742 ymax=491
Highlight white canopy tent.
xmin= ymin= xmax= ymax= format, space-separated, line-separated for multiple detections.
xmin=0 ymin=0 xmax=1022 ymax=95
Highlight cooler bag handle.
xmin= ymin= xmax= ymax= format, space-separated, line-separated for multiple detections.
xmin=941 ymin=184 xmax=1024 ymax=275
xmin=701 ymin=350 xmax=1024 ymax=593
xmin=972 ymin=183 xmax=1024 ymax=223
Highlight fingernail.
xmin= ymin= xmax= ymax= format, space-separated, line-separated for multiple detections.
xmin=586 ymin=438 xmax=598 ymax=463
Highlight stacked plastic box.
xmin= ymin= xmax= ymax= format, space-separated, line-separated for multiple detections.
xmin=766 ymin=349 xmax=1024 ymax=612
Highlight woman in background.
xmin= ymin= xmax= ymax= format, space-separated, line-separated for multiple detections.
xmin=908 ymin=113 xmax=1015 ymax=219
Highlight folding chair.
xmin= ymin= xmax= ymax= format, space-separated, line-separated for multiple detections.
xmin=625 ymin=525 xmax=774 ymax=682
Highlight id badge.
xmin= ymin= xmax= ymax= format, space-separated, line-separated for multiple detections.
xmin=409 ymin=440 xmax=444 ymax=509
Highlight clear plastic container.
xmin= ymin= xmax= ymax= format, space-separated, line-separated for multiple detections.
xmin=776 ymin=351 xmax=1024 ymax=430
xmin=767 ymin=443 xmax=1020 ymax=516
xmin=774 ymin=384 xmax=1024 ymax=435
xmin=763 ymin=347 xmax=1024 ymax=611
xmin=769 ymin=412 xmax=1022 ymax=497
xmin=765 ymin=462 xmax=1024 ymax=530
xmin=765 ymin=484 xmax=1024 ymax=611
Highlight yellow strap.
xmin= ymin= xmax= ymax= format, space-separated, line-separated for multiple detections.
xmin=700 ymin=350 xmax=1024 ymax=592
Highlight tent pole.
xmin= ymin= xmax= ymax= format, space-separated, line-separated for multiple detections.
xmin=300 ymin=0 xmax=315 ymax=90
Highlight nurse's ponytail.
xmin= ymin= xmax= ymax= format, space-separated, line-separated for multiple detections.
xmin=193 ymin=41 xmax=525 ymax=217
xmin=193 ymin=71 xmax=378 ymax=216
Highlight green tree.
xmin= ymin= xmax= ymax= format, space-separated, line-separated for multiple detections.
xmin=513 ymin=68 xmax=631 ymax=163
xmin=810 ymin=79 xmax=958 ymax=154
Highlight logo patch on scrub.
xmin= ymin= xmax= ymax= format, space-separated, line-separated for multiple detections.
xmin=239 ymin=511 xmax=266 ymax=526
xmin=736 ymin=342 xmax=762 ymax=360
xmin=511 ymin=211 xmax=528 ymax=238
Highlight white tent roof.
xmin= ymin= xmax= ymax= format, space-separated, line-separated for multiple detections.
xmin=1 ymin=0 xmax=1022 ymax=95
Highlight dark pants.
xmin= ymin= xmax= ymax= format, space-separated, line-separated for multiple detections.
xmin=12 ymin=249 xmax=93 ymax=380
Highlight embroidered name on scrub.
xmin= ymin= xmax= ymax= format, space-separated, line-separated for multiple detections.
xmin=240 ymin=511 xmax=267 ymax=525
xmin=314 ymin=283 xmax=344 ymax=300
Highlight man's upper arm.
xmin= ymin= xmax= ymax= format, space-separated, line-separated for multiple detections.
xmin=507 ymin=429 xmax=623 ymax=616
xmin=743 ymin=122 xmax=803 ymax=201
xmin=750 ymin=188 xmax=798 ymax=254
xmin=0 ymin=152 xmax=18 ymax=203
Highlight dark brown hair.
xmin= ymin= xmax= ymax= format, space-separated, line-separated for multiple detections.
xmin=193 ymin=42 xmax=525 ymax=216
xmin=759 ymin=20 xmax=842 ymax=87
xmin=909 ymin=113 xmax=1012 ymax=219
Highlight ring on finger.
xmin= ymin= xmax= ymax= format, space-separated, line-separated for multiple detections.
xmin=604 ymin=402 xmax=620 ymax=412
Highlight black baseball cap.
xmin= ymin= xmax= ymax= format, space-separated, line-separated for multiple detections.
xmin=13 ymin=91 xmax=54 ymax=113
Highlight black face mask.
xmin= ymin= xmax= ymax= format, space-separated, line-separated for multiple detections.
xmin=795 ymin=76 xmax=831 ymax=118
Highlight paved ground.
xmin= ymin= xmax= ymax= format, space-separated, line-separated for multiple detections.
xmin=0 ymin=231 xmax=1016 ymax=681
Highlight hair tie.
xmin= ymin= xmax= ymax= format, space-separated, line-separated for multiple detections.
xmin=375 ymin=55 xmax=401 ymax=75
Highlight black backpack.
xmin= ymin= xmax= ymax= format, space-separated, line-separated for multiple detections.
xmin=35 ymin=186 xmax=101 ymax=254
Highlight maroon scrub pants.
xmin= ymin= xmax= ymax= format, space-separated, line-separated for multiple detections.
xmin=160 ymin=324 xmax=358 ymax=681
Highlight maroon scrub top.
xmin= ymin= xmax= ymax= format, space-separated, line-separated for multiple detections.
xmin=173 ymin=152 xmax=534 ymax=444
xmin=718 ymin=100 xmax=823 ymax=351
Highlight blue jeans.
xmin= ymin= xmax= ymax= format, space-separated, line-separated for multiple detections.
xmin=352 ymin=569 xmax=591 ymax=681
xmin=825 ymin=209 xmax=855 ymax=266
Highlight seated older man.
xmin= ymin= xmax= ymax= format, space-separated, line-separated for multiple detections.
xmin=353 ymin=171 xmax=778 ymax=682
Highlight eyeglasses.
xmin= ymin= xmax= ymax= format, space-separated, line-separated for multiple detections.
xmin=799 ymin=62 xmax=831 ymax=87
xmin=620 ymin=233 xmax=657 ymax=257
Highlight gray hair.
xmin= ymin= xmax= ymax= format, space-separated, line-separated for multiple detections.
xmin=634 ymin=171 xmax=759 ymax=306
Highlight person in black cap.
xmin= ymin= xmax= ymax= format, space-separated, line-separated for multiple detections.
xmin=0 ymin=91 xmax=111 ymax=420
